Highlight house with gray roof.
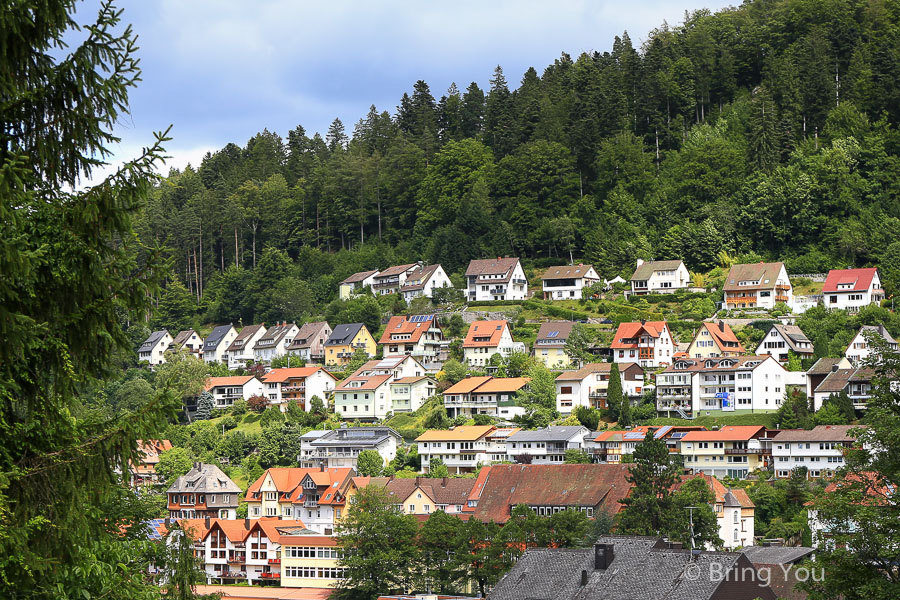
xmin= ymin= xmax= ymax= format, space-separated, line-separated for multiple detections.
xmin=465 ymin=257 xmax=528 ymax=302
xmin=811 ymin=365 xmax=876 ymax=411
xmin=171 ymin=329 xmax=203 ymax=357
xmin=286 ymin=321 xmax=331 ymax=363
xmin=505 ymin=425 xmax=589 ymax=464
xmin=299 ymin=426 xmax=402 ymax=470
xmin=138 ymin=330 xmax=172 ymax=367
xmin=224 ymin=323 xmax=267 ymax=370
xmin=629 ymin=259 xmax=690 ymax=295
xmin=845 ymin=324 xmax=899 ymax=365
xmin=755 ymin=323 xmax=814 ymax=362
xmin=253 ymin=322 xmax=299 ymax=364
xmin=488 ymin=536 xmax=777 ymax=600
xmin=166 ymin=462 xmax=241 ymax=520
xmin=203 ymin=324 xmax=238 ymax=365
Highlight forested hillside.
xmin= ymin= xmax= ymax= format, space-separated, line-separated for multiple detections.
xmin=140 ymin=0 xmax=900 ymax=324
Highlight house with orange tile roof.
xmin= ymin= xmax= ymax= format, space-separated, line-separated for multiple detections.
xmin=541 ymin=264 xmax=600 ymax=300
xmin=686 ymin=321 xmax=745 ymax=358
xmin=279 ymin=528 xmax=346 ymax=589
xmin=244 ymin=467 xmax=354 ymax=535
xmin=590 ymin=425 xmax=700 ymax=463
xmin=204 ymin=375 xmax=266 ymax=408
xmin=462 ymin=320 xmax=525 ymax=367
xmin=723 ymin=262 xmax=792 ymax=309
xmin=678 ymin=426 xmax=775 ymax=479
xmin=333 ymin=355 xmax=427 ymax=421
xmin=129 ymin=439 xmax=173 ymax=488
xmin=198 ymin=517 xmax=305 ymax=585
xmin=465 ymin=257 xmax=528 ymax=301
xmin=415 ymin=425 xmax=496 ymax=474
xmin=261 ymin=367 xmax=338 ymax=412
xmin=378 ymin=314 xmax=445 ymax=362
xmin=656 ymin=355 xmax=787 ymax=417
xmin=611 ymin=320 xmax=675 ymax=368
xmin=823 ymin=267 xmax=884 ymax=312
xmin=442 ymin=375 xmax=529 ymax=419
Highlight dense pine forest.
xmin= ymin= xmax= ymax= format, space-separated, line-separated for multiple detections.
xmin=140 ymin=0 xmax=900 ymax=324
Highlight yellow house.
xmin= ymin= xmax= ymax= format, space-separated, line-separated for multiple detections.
xmin=686 ymin=321 xmax=745 ymax=359
xmin=533 ymin=321 xmax=575 ymax=369
xmin=325 ymin=323 xmax=377 ymax=367
xmin=280 ymin=530 xmax=345 ymax=589
xmin=678 ymin=426 xmax=772 ymax=480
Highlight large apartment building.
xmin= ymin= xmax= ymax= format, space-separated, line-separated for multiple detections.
xmin=679 ymin=426 xmax=774 ymax=479
xmin=771 ymin=425 xmax=860 ymax=479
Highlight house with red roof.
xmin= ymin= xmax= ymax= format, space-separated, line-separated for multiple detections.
xmin=465 ymin=257 xmax=528 ymax=301
xmin=204 ymin=375 xmax=266 ymax=408
xmin=198 ymin=517 xmax=303 ymax=585
xmin=442 ymin=375 xmax=529 ymax=419
xmin=678 ymin=426 xmax=775 ymax=479
xmin=245 ymin=467 xmax=354 ymax=535
xmin=129 ymin=439 xmax=173 ymax=488
xmin=611 ymin=320 xmax=675 ymax=368
xmin=378 ymin=314 xmax=446 ymax=362
xmin=260 ymin=367 xmax=338 ymax=412
xmin=462 ymin=320 xmax=526 ymax=367
xmin=823 ymin=267 xmax=884 ymax=312
xmin=686 ymin=321 xmax=745 ymax=358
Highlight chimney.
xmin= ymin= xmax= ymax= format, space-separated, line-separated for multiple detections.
xmin=594 ymin=543 xmax=614 ymax=570
xmin=245 ymin=517 xmax=250 ymax=529
xmin=581 ymin=569 xmax=588 ymax=586
xmin=636 ymin=259 xmax=644 ymax=268
xmin=831 ymin=364 xmax=839 ymax=372
xmin=320 ymin=463 xmax=326 ymax=472
xmin=640 ymin=319 xmax=646 ymax=325
xmin=204 ymin=516 xmax=210 ymax=529
xmin=442 ymin=477 xmax=448 ymax=487
xmin=719 ymin=320 xmax=725 ymax=332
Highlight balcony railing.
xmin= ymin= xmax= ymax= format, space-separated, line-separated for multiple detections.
xmin=725 ymin=448 xmax=771 ymax=455
xmin=512 ymin=278 xmax=527 ymax=285
xmin=304 ymin=498 xmax=319 ymax=508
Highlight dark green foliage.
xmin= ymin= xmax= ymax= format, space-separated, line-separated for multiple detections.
xmin=564 ymin=449 xmax=591 ymax=464
xmin=356 ymin=449 xmax=384 ymax=476
xmin=617 ymin=434 xmax=681 ymax=535
xmin=822 ymin=390 xmax=856 ymax=423
xmin=195 ymin=391 xmax=214 ymax=420
xmin=668 ymin=477 xmax=722 ymax=549
xmin=573 ymin=405 xmax=601 ymax=431
xmin=606 ymin=362 xmax=625 ymax=423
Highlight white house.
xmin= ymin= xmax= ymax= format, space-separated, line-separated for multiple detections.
xmin=723 ymin=262 xmax=793 ymax=310
xmin=378 ymin=314 xmax=445 ymax=362
xmin=171 ymin=329 xmax=204 ymax=358
xmin=465 ymin=257 xmax=528 ymax=302
xmin=504 ymin=426 xmax=589 ymax=465
xmin=298 ymin=426 xmax=402 ymax=470
xmin=204 ymin=375 xmax=266 ymax=408
xmin=755 ymin=323 xmax=815 ymax=363
xmin=772 ymin=425 xmax=861 ymax=479
xmin=462 ymin=320 xmax=526 ymax=367
xmin=398 ymin=263 xmax=453 ymax=302
xmin=253 ymin=322 xmax=299 ymax=364
xmin=611 ymin=320 xmax=675 ymax=368
xmin=138 ymin=330 xmax=172 ymax=366
xmin=203 ymin=324 xmax=238 ymax=365
xmin=197 ymin=518 xmax=293 ymax=585
xmin=224 ymin=324 xmax=267 ymax=370
xmin=554 ymin=362 xmax=644 ymax=414
xmin=260 ymin=367 xmax=338 ymax=411
xmin=541 ymin=264 xmax=600 ymax=300
xmin=629 ymin=259 xmax=690 ymax=295
xmin=415 ymin=425 xmax=495 ymax=474
xmin=389 ymin=376 xmax=436 ymax=414
xmin=442 ymin=375 xmax=529 ymax=419
xmin=285 ymin=321 xmax=331 ymax=364
xmin=693 ymin=475 xmax=756 ymax=550
xmin=656 ymin=355 xmax=787 ymax=417
xmin=339 ymin=269 xmax=379 ymax=300
xmin=844 ymin=324 xmax=898 ymax=365
xmin=822 ymin=268 xmax=884 ymax=312
xmin=332 ymin=355 xmax=426 ymax=421
xmin=811 ymin=365 xmax=877 ymax=411
xmin=370 ymin=263 xmax=419 ymax=296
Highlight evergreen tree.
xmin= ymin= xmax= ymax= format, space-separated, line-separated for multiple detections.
xmin=484 ymin=66 xmax=517 ymax=157
xmin=0 ymin=2 xmax=182 ymax=597
xmin=195 ymin=391 xmax=214 ymax=420
xmin=618 ymin=433 xmax=681 ymax=535
xmin=606 ymin=362 xmax=625 ymax=422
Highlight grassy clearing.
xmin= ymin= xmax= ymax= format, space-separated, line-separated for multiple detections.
xmin=208 ymin=412 xmax=264 ymax=436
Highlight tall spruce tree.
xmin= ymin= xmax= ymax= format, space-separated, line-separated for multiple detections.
xmin=0 ymin=1 xmax=181 ymax=597
xmin=617 ymin=433 xmax=681 ymax=535
xmin=606 ymin=362 xmax=625 ymax=422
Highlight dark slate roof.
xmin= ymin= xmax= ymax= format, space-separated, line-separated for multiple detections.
xmin=741 ymin=546 xmax=815 ymax=565
xmin=308 ymin=426 xmax=401 ymax=448
xmin=326 ymin=323 xmax=364 ymax=346
xmin=507 ymin=426 xmax=587 ymax=443
xmin=139 ymin=330 xmax=169 ymax=352
xmin=488 ymin=536 xmax=777 ymax=600
xmin=204 ymin=324 xmax=234 ymax=351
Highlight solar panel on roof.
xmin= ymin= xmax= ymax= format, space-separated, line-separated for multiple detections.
xmin=655 ymin=425 xmax=673 ymax=438
xmin=546 ymin=331 xmax=559 ymax=338
xmin=623 ymin=431 xmax=645 ymax=440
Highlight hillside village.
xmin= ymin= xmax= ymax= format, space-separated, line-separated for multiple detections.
xmin=129 ymin=256 xmax=896 ymax=598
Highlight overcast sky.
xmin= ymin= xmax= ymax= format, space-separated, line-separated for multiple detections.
xmin=80 ymin=0 xmax=736 ymax=175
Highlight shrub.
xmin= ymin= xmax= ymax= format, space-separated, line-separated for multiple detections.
xmin=231 ymin=398 xmax=248 ymax=416
xmin=247 ymin=394 xmax=268 ymax=413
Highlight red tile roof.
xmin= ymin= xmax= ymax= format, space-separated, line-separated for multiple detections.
xmin=611 ymin=321 xmax=669 ymax=349
xmin=469 ymin=464 xmax=632 ymax=523
xmin=443 ymin=376 xmax=494 ymax=395
xmin=681 ymin=425 xmax=766 ymax=442
xmin=698 ymin=321 xmax=744 ymax=353
xmin=245 ymin=467 xmax=353 ymax=503
xmin=823 ymin=268 xmax=878 ymax=293
xmin=261 ymin=367 xmax=332 ymax=383
xmin=378 ymin=315 xmax=439 ymax=344
xmin=463 ymin=320 xmax=509 ymax=348
xmin=204 ymin=375 xmax=255 ymax=391
xmin=473 ymin=377 xmax=529 ymax=393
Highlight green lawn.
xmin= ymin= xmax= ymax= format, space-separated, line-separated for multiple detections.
xmin=208 ymin=412 xmax=263 ymax=436
xmin=646 ymin=412 xmax=779 ymax=430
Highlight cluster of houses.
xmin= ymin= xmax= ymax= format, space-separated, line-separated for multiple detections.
xmin=153 ymin=414 xmax=852 ymax=593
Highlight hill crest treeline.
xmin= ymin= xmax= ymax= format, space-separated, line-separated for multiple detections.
xmin=138 ymin=0 xmax=900 ymax=319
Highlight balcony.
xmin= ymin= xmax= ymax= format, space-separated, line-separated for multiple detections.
xmin=268 ymin=558 xmax=281 ymax=564
xmin=512 ymin=278 xmax=528 ymax=285
xmin=221 ymin=571 xmax=246 ymax=578
xmin=489 ymin=287 xmax=506 ymax=295
xmin=304 ymin=498 xmax=319 ymax=508
xmin=259 ymin=572 xmax=281 ymax=579
xmin=725 ymin=448 xmax=771 ymax=456
xmin=283 ymin=384 xmax=306 ymax=392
